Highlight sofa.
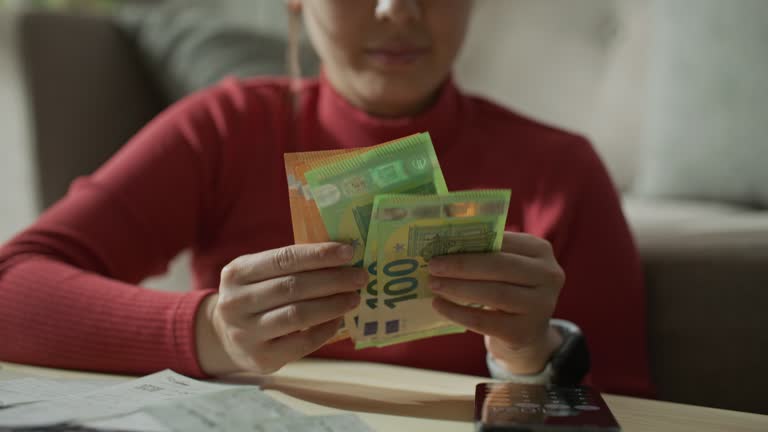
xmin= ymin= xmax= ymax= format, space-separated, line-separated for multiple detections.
xmin=1 ymin=1 xmax=766 ymax=414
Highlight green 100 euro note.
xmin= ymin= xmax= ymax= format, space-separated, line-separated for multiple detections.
xmin=304 ymin=133 xmax=449 ymax=338
xmin=356 ymin=190 xmax=511 ymax=348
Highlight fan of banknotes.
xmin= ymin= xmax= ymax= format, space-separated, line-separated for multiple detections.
xmin=285 ymin=132 xmax=511 ymax=348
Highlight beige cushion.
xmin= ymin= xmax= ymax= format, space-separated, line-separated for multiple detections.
xmin=455 ymin=0 xmax=649 ymax=190
xmin=634 ymin=0 xmax=768 ymax=207
xmin=0 ymin=11 xmax=38 ymax=243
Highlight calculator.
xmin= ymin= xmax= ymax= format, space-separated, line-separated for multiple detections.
xmin=474 ymin=382 xmax=621 ymax=431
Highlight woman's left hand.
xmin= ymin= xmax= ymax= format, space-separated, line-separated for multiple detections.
xmin=429 ymin=231 xmax=566 ymax=375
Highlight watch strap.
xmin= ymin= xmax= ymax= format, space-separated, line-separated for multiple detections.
xmin=550 ymin=319 xmax=591 ymax=386
xmin=485 ymin=319 xmax=591 ymax=386
xmin=486 ymin=353 xmax=554 ymax=384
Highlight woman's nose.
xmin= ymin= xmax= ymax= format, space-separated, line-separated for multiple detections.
xmin=375 ymin=0 xmax=422 ymax=24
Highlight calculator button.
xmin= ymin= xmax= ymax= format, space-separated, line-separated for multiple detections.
xmin=546 ymin=409 xmax=577 ymax=417
xmin=575 ymin=405 xmax=601 ymax=411
xmin=490 ymin=397 xmax=513 ymax=404
xmin=545 ymin=404 xmax=570 ymax=410
xmin=515 ymin=402 xmax=541 ymax=409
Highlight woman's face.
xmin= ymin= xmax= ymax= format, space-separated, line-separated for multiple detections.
xmin=301 ymin=0 xmax=473 ymax=117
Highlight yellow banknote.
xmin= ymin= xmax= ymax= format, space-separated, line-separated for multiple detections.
xmin=361 ymin=190 xmax=511 ymax=347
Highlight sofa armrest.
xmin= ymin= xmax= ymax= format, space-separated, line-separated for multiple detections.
xmin=625 ymin=196 xmax=768 ymax=414
xmin=18 ymin=10 xmax=165 ymax=209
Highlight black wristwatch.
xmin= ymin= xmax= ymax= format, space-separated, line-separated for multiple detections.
xmin=486 ymin=319 xmax=591 ymax=386
xmin=548 ymin=319 xmax=591 ymax=386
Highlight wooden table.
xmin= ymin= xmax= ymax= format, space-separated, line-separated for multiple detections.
xmin=1 ymin=360 xmax=766 ymax=432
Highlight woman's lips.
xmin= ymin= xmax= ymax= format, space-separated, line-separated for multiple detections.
xmin=365 ymin=47 xmax=429 ymax=66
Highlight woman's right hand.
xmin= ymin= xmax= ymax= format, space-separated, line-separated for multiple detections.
xmin=196 ymin=242 xmax=365 ymax=376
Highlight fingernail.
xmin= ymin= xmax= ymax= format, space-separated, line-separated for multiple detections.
xmin=429 ymin=278 xmax=442 ymax=291
xmin=348 ymin=293 xmax=361 ymax=307
xmin=430 ymin=259 xmax=446 ymax=275
xmin=355 ymin=270 xmax=369 ymax=285
xmin=337 ymin=244 xmax=354 ymax=260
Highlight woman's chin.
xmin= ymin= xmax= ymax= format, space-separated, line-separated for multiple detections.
xmin=356 ymin=78 xmax=440 ymax=117
xmin=361 ymin=95 xmax=432 ymax=117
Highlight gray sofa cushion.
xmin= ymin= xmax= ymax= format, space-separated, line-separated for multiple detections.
xmin=623 ymin=196 xmax=768 ymax=414
xmin=117 ymin=1 xmax=318 ymax=103
xmin=635 ymin=0 xmax=768 ymax=208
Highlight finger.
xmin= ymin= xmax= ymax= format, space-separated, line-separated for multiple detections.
xmin=264 ymin=318 xmax=342 ymax=369
xmin=501 ymin=232 xmax=554 ymax=258
xmin=255 ymin=293 xmax=359 ymax=340
xmin=430 ymin=277 xmax=544 ymax=314
xmin=432 ymin=297 xmax=538 ymax=345
xmin=221 ymin=242 xmax=355 ymax=286
xmin=429 ymin=253 xmax=557 ymax=286
xmin=224 ymin=267 xmax=368 ymax=316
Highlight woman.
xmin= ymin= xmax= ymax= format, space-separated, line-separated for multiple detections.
xmin=0 ymin=0 xmax=651 ymax=396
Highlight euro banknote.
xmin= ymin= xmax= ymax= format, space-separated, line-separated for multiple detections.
xmin=285 ymin=145 xmax=406 ymax=341
xmin=285 ymin=149 xmax=360 ymax=244
xmin=284 ymin=149 xmax=364 ymax=342
xmin=357 ymin=190 xmax=511 ymax=348
xmin=303 ymin=132 xmax=449 ymax=338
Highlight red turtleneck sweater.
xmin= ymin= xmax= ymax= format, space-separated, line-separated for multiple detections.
xmin=0 ymin=76 xmax=651 ymax=396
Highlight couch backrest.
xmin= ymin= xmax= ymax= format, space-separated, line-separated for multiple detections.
xmin=455 ymin=0 xmax=650 ymax=190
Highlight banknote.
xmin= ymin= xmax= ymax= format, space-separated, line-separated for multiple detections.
xmin=285 ymin=149 xmax=359 ymax=244
xmin=362 ymin=190 xmax=511 ymax=347
xmin=355 ymin=214 xmax=381 ymax=349
xmin=284 ymin=149 xmax=364 ymax=342
xmin=304 ymin=132 xmax=449 ymax=338
xmin=285 ymin=137 xmax=422 ymax=244
xmin=285 ymin=142 xmax=419 ymax=341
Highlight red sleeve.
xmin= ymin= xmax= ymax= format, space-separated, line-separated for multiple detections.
xmin=0 ymin=81 xmax=250 ymax=377
xmin=526 ymin=138 xmax=654 ymax=397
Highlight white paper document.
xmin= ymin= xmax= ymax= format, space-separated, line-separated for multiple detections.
xmin=0 ymin=377 xmax=108 ymax=408
xmin=246 ymin=414 xmax=376 ymax=432
xmin=81 ymin=412 xmax=172 ymax=432
xmin=0 ymin=370 xmax=228 ymax=427
xmin=87 ymin=394 xmax=374 ymax=432
xmin=0 ymin=370 xmax=374 ymax=432
xmin=143 ymin=387 xmax=301 ymax=432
